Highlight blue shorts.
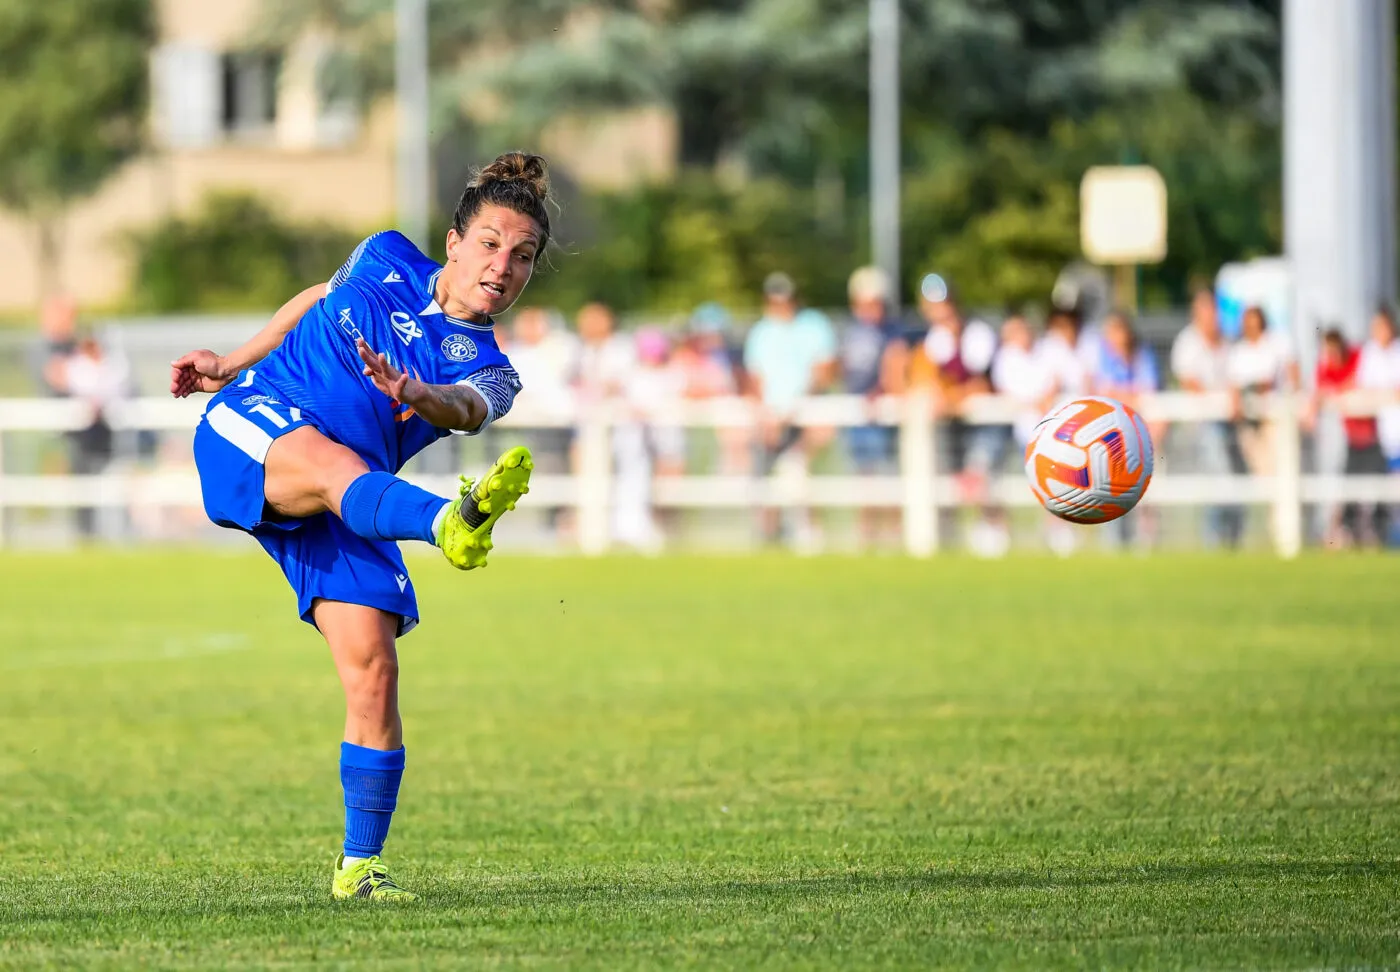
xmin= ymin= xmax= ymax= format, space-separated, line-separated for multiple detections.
xmin=193 ymin=377 xmax=420 ymax=635
xmin=846 ymin=424 xmax=896 ymax=473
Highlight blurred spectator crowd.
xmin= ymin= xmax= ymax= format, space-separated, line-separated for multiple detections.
xmin=496 ymin=266 xmax=1400 ymax=555
xmin=20 ymin=268 xmax=1400 ymax=554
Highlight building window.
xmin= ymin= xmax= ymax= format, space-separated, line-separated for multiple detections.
xmin=220 ymin=51 xmax=280 ymax=136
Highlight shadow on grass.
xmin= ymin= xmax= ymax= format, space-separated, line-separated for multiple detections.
xmin=6 ymin=858 xmax=1398 ymax=923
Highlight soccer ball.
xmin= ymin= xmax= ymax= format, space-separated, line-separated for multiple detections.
xmin=1024 ymin=396 xmax=1153 ymax=524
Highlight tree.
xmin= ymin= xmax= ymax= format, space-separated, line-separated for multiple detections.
xmin=0 ymin=0 xmax=156 ymax=300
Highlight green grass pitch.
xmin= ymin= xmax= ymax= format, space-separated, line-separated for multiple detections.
xmin=1 ymin=550 xmax=1398 ymax=969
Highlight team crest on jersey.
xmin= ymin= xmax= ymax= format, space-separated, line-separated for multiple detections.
xmin=391 ymin=311 xmax=423 ymax=346
xmin=441 ymin=334 xmax=477 ymax=362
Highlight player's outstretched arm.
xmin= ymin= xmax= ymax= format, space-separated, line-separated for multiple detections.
xmin=357 ymin=339 xmax=488 ymax=432
xmin=170 ymin=283 xmax=328 ymax=397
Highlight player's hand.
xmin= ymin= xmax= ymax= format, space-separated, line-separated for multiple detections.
xmin=170 ymin=350 xmax=233 ymax=397
xmin=357 ymin=339 xmax=414 ymax=405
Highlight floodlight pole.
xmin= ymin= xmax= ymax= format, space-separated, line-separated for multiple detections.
xmin=869 ymin=0 xmax=901 ymax=310
xmin=396 ymin=0 xmax=431 ymax=251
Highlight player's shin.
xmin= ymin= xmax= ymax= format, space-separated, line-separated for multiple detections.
xmin=338 ymin=471 xmax=451 ymax=545
xmin=340 ymin=742 xmax=406 ymax=859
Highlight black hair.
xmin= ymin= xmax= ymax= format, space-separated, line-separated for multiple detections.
xmin=451 ymin=152 xmax=551 ymax=261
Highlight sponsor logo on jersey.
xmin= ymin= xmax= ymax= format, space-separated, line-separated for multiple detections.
xmin=241 ymin=394 xmax=276 ymax=406
xmin=391 ymin=311 xmax=424 ymax=346
xmin=441 ymin=333 xmax=478 ymax=362
xmin=337 ymin=306 xmax=364 ymax=342
xmin=384 ymin=270 xmax=404 ymax=284
xmin=395 ymin=573 xmax=409 ymax=592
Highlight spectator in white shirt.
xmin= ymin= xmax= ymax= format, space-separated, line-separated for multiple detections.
xmin=1225 ymin=306 xmax=1298 ymax=476
xmin=44 ymin=333 xmax=131 ymax=539
xmin=1355 ymin=306 xmax=1400 ymax=546
xmin=508 ymin=306 xmax=579 ymax=474
xmin=1171 ymin=288 xmax=1244 ymax=548
xmin=573 ymin=301 xmax=636 ymax=405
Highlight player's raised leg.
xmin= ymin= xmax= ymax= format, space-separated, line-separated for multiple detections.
xmin=261 ymin=426 xmax=530 ymax=569
xmin=314 ymin=599 xmax=417 ymax=902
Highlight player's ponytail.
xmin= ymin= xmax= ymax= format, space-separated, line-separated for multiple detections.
xmin=451 ymin=152 xmax=552 ymax=261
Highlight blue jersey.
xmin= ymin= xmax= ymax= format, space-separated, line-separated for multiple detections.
xmin=246 ymin=231 xmax=522 ymax=474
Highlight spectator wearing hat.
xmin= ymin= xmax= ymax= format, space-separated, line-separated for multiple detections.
xmin=742 ymin=272 xmax=837 ymax=548
xmin=840 ymin=266 xmax=908 ymax=547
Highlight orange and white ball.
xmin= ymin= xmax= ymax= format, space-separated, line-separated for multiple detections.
xmin=1024 ymin=396 xmax=1153 ymax=524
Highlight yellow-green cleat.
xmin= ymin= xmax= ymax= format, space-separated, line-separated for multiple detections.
xmin=332 ymin=853 xmax=418 ymax=901
xmin=436 ymin=445 xmax=533 ymax=570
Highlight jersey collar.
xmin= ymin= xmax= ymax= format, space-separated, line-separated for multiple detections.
xmin=424 ymin=268 xmax=496 ymax=331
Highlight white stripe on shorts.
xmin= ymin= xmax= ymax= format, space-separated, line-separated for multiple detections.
xmin=207 ymin=402 xmax=274 ymax=464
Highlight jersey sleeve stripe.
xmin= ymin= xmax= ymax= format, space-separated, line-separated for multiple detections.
xmin=452 ymin=365 xmax=522 ymax=436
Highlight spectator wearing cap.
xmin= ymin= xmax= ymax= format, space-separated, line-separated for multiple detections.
xmin=1171 ymin=288 xmax=1244 ymax=549
xmin=906 ymin=275 xmax=999 ymax=546
xmin=742 ymin=271 xmax=837 ymax=548
xmin=839 ymin=266 xmax=909 ymax=548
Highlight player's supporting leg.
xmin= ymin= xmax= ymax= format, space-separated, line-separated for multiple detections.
xmin=262 ymin=426 xmax=531 ymax=569
xmin=315 ymin=600 xmax=417 ymax=901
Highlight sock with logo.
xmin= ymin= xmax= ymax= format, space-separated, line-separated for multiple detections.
xmin=341 ymin=742 xmax=406 ymax=859
xmin=338 ymin=471 xmax=452 ymax=545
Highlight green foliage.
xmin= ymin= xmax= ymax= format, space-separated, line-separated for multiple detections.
xmin=127 ymin=193 xmax=362 ymax=312
xmin=0 ymin=0 xmax=155 ymax=214
xmin=2 ymin=552 xmax=1400 ymax=967
xmin=526 ymin=176 xmax=861 ymax=316
xmin=255 ymin=0 xmax=1284 ymax=314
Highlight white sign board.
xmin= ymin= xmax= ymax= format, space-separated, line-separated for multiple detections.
xmin=1080 ymin=166 xmax=1168 ymax=265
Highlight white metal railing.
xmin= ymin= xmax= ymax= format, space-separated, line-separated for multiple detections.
xmin=1 ymin=391 xmax=1398 ymax=557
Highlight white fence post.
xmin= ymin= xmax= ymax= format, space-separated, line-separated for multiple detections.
xmin=1273 ymin=394 xmax=1303 ymax=559
xmin=900 ymin=392 xmax=935 ymax=557
xmin=576 ymin=405 xmax=611 ymax=556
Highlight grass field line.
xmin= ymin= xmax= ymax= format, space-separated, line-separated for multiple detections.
xmin=0 ymin=632 xmax=250 ymax=671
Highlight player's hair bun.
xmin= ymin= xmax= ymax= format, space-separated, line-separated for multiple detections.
xmin=452 ymin=151 xmax=553 ymax=262
xmin=474 ymin=152 xmax=550 ymax=204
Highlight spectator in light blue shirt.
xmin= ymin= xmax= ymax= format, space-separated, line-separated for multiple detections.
xmin=1092 ymin=310 xmax=1160 ymax=401
xmin=742 ymin=271 xmax=836 ymax=548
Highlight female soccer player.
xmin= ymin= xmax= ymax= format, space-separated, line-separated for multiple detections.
xmin=170 ymin=152 xmax=550 ymax=901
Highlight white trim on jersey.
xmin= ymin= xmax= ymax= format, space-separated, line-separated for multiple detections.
xmin=207 ymin=402 xmax=274 ymax=464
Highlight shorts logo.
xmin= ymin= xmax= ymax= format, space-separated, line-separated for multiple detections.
xmin=241 ymin=394 xmax=276 ymax=406
xmin=441 ymin=334 xmax=478 ymax=362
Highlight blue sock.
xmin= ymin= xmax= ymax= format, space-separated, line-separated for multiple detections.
xmin=340 ymin=742 xmax=406 ymax=858
xmin=339 ymin=471 xmax=446 ymax=544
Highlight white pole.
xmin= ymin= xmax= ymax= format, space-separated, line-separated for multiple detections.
xmin=900 ymin=392 xmax=934 ymax=557
xmin=1284 ymin=0 xmax=1397 ymax=366
xmin=395 ymin=0 xmax=431 ymax=250
xmin=869 ymin=0 xmax=901 ymax=309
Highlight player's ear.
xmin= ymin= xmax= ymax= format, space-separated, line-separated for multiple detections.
xmin=445 ymin=227 xmax=463 ymax=261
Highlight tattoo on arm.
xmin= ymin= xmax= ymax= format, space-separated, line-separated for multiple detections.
xmin=412 ymin=382 xmax=487 ymax=431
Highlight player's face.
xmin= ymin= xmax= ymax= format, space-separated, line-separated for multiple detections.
xmin=444 ymin=205 xmax=542 ymax=321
